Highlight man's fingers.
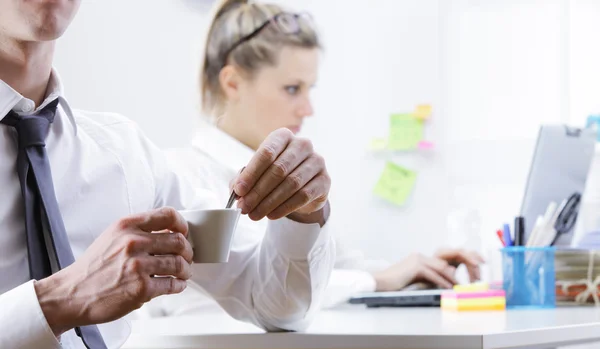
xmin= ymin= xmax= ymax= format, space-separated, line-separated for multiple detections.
xmin=130 ymin=207 xmax=188 ymax=236
xmin=265 ymin=175 xmax=329 ymax=220
xmin=148 ymin=232 xmax=193 ymax=264
xmin=147 ymin=277 xmax=187 ymax=299
xmin=144 ymin=255 xmax=192 ymax=280
xmin=238 ymin=138 xmax=311 ymax=215
xmin=229 ymin=167 xmax=246 ymax=192
xmin=234 ymin=129 xmax=292 ymax=197
xmin=418 ymin=266 xmax=454 ymax=289
xmin=246 ymin=150 xmax=319 ymax=220
xmin=153 ymin=229 xmax=171 ymax=234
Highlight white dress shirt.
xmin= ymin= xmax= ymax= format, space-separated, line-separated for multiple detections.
xmin=137 ymin=123 xmax=391 ymax=318
xmin=0 ymin=73 xmax=335 ymax=349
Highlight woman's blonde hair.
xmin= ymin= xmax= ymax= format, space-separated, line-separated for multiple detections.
xmin=200 ymin=0 xmax=320 ymax=117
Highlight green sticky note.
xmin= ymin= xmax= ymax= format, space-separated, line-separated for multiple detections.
xmin=388 ymin=113 xmax=424 ymax=150
xmin=373 ymin=162 xmax=417 ymax=206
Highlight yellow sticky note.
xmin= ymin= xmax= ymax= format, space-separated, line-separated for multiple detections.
xmin=414 ymin=104 xmax=433 ymax=120
xmin=368 ymin=138 xmax=388 ymax=150
xmin=454 ymin=282 xmax=490 ymax=293
xmin=373 ymin=162 xmax=417 ymax=206
xmin=388 ymin=113 xmax=424 ymax=150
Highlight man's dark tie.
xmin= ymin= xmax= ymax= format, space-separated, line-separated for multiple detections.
xmin=2 ymin=100 xmax=107 ymax=349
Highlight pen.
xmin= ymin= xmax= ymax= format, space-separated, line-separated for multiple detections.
xmin=526 ymin=216 xmax=544 ymax=247
xmin=514 ymin=216 xmax=525 ymax=246
xmin=496 ymin=229 xmax=506 ymax=246
xmin=527 ymin=202 xmax=557 ymax=247
xmin=537 ymin=199 xmax=567 ymax=247
xmin=503 ymin=223 xmax=513 ymax=247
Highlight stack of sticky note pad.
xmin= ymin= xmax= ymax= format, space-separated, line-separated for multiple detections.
xmin=441 ymin=282 xmax=506 ymax=311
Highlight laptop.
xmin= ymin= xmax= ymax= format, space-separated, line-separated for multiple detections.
xmin=348 ymin=289 xmax=444 ymax=308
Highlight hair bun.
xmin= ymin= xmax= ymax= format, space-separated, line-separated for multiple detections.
xmin=214 ymin=0 xmax=249 ymax=19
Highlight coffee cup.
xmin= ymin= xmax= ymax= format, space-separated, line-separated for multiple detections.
xmin=179 ymin=208 xmax=241 ymax=263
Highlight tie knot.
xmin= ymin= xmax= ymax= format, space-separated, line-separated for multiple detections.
xmin=1 ymin=99 xmax=59 ymax=148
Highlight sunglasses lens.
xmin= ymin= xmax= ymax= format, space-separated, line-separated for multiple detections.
xmin=275 ymin=13 xmax=300 ymax=34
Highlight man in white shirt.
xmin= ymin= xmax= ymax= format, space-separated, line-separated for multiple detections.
xmin=0 ymin=1 xmax=335 ymax=348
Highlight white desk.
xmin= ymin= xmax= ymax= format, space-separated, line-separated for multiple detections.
xmin=122 ymin=305 xmax=600 ymax=349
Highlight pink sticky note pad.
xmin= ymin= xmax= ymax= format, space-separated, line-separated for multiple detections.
xmin=442 ymin=290 xmax=506 ymax=299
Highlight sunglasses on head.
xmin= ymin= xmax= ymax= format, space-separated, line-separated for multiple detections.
xmin=222 ymin=12 xmax=312 ymax=65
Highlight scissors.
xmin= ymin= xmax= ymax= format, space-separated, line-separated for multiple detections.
xmin=550 ymin=192 xmax=582 ymax=246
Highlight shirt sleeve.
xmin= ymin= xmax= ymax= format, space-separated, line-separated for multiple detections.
xmin=190 ymin=217 xmax=335 ymax=332
xmin=0 ymin=280 xmax=61 ymax=349
xmin=134 ymin=126 xmax=336 ymax=332
xmin=320 ymin=269 xmax=376 ymax=308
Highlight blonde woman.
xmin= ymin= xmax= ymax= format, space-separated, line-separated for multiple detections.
xmin=140 ymin=0 xmax=484 ymax=318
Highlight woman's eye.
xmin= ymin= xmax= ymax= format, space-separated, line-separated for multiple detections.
xmin=285 ymin=85 xmax=300 ymax=95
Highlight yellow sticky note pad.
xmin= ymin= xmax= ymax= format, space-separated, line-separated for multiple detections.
xmin=454 ymin=283 xmax=489 ymax=293
xmin=414 ymin=104 xmax=433 ymax=120
xmin=373 ymin=162 xmax=417 ymax=206
xmin=441 ymin=297 xmax=506 ymax=311
xmin=368 ymin=138 xmax=388 ymax=150
xmin=388 ymin=113 xmax=424 ymax=150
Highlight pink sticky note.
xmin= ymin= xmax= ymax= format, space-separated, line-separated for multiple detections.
xmin=418 ymin=140 xmax=434 ymax=150
xmin=442 ymin=290 xmax=506 ymax=300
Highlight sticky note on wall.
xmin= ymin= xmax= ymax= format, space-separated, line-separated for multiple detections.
xmin=414 ymin=104 xmax=433 ymax=120
xmin=373 ymin=162 xmax=418 ymax=206
xmin=368 ymin=138 xmax=388 ymax=150
xmin=388 ymin=113 xmax=424 ymax=150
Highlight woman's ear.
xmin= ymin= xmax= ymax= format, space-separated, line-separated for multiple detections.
xmin=219 ymin=65 xmax=242 ymax=102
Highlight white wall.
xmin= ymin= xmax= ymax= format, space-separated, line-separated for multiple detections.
xmin=54 ymin=0 xmax=210 ymax=148
xmin=297 ymin=0 xmax=446 ymax=260
xmin=569 ymin=0 xmax=600 ymax=126
xmin=53 ymin=0 xmax=596 ymax=273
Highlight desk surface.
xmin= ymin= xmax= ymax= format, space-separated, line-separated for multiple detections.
xmin=122 ymin=305 xmax=600 ymax=349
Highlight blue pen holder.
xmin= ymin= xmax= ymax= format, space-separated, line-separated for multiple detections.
xmin=501 ymin=247 xmax=556 ymax=309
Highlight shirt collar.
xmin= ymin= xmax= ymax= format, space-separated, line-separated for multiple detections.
xmin=0 ymin=69 xmax=77 ymax=133
xmin=191 ymin=121 xmax=255 ymax=172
